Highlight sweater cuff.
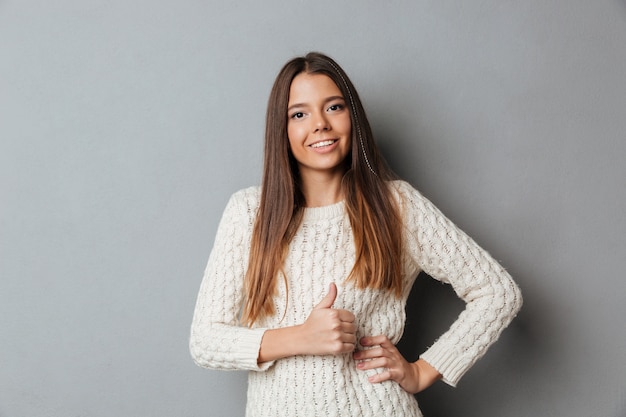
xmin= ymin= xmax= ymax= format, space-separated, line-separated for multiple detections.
xmin=420 ymin=341 xmax=471 ymax=387
xmin=237 ymin=328 xmax=275 ymax=371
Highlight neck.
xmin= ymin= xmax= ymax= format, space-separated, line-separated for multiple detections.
xmin=299 ymin=170 xmax=345 ymax=207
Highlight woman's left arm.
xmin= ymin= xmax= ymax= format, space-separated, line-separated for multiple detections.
xmin=355 ymin=181 xmax=522 ymax=390
xmin=400 ymin=181 xmax=523 ymax=387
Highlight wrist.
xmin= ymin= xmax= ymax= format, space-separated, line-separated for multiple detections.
xmin=258 ymin=325 xmax=304 ymax=363
xmin=288 ymin=324 xmax=305 ymax=356
xmin=414 ymin=359 xmax=442 ymax=392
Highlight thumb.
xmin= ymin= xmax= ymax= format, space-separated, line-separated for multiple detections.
xmin=314 ymin=283 xmax=337 ymax=310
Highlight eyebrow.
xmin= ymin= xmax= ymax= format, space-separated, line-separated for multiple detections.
xmin=287 ymin=95 xmax=346 ymax=113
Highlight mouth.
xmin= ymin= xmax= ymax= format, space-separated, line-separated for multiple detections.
xmin=309 ymin=139 xmax=338 ymax=149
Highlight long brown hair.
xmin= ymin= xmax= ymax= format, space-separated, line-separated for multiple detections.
xmin=241 ymin=52 xmax=403 ymax=326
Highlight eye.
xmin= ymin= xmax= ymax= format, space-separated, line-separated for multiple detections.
xmin=290 ymin=111 xmax=305 ymax=119
xmin=327 ymin=103 xmax=344 ymax=112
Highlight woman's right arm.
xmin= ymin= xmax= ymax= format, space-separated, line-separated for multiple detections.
xmin=189 ymin=189 xmax=270 ymax=371
xmin=258 ymin=283 xmax=357 ymax=363
xmin=190 ymin=190 xmax=356 ymax=370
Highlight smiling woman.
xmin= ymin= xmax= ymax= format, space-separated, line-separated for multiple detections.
xmin=189 ymin=52 xmax=522 ymax=417
xmin=286 ymin=72 xmax=352 ymax=204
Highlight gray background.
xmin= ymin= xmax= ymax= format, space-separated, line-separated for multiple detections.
xmin=1 ymin=0 xmax=625 ymax=416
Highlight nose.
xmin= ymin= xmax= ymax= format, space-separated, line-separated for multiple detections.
xmin=312 ymin=111 xmax=330 ymax=132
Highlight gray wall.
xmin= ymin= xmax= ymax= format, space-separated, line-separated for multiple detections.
xmin=1 ymin=1 xmax=625 ymax=416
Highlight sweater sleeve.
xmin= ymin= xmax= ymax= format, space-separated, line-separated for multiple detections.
xmin=189 ymin=188 xmax=274 ymax=372
xmin=394 ymin=181 xmax=522 ymax=387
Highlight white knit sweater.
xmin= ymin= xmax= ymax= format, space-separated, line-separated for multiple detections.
xmin=190 ymin=180 xmax=522 ymax=417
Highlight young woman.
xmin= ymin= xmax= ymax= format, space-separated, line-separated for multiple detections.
xmin=190 ymin=52 xmax=522 ymax=417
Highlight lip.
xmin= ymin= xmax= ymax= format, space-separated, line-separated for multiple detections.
xmin=308 ymin=138 xmax=338 ymax=147
xmin=308 ymin=138 xmax=339 ymax=153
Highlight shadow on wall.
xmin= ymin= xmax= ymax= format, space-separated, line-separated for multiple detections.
xmin=397 ymin=271 xmax=548 ymax=417
xmin=367 ymin=78 xmax=571 ymax=416
xmin=396 ymin=272 xmax=464 ymax=416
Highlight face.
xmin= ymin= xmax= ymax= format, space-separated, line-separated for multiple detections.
xmin=287 ymin=73 xmax=352 ymax=179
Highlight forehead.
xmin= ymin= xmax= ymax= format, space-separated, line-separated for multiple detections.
xmin=288 ymin=73 xmax=343 ymax=104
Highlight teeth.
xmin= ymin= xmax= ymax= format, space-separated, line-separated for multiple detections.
xmin=310 ymin=140 xmax=335 ymax=148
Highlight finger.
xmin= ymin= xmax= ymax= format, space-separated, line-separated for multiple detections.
xmin=355 ymin=356 xmax=390 ymax=371
xmin=336 ymin=309 xmax=355 ymax=323
xmin=339 ymin=326 xmax=357 ymax=340
xmin=353 ymin=346 xmax=386 ymax=361
xmin=341 ymin=334 xmax=357 ymax=345
xmin=368 ymin=368 xmax=392 ymax=384
xmin=314 ymin=283 xmax=337 ymax=310
xmin=340 ymin=342 xmax=357 ymax=353
xmin=341 ymin=322 xmax=357 ymax=335
xmin=360 ymin=335 xmax=391 ymax=347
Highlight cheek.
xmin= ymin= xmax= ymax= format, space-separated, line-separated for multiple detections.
xmin=287 ymin=124 xmax=305 ymax=156
xmin=288 ymin=120 xmax=313 ymax=148
xmin=339 ymin=114 xmax=352 ymax=134
xmin=286 ymin=125 xmax=298 ymax=148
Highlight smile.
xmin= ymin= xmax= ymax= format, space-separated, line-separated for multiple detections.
xmin=309 ymin=140 xmax=337 ymax=148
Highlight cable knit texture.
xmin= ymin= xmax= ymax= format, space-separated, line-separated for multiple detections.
xmin=190 ymin=180 xmax=522 ymax=417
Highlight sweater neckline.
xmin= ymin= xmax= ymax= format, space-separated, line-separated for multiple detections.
xmin=301 ymin=200 xmax=345 ymax=221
